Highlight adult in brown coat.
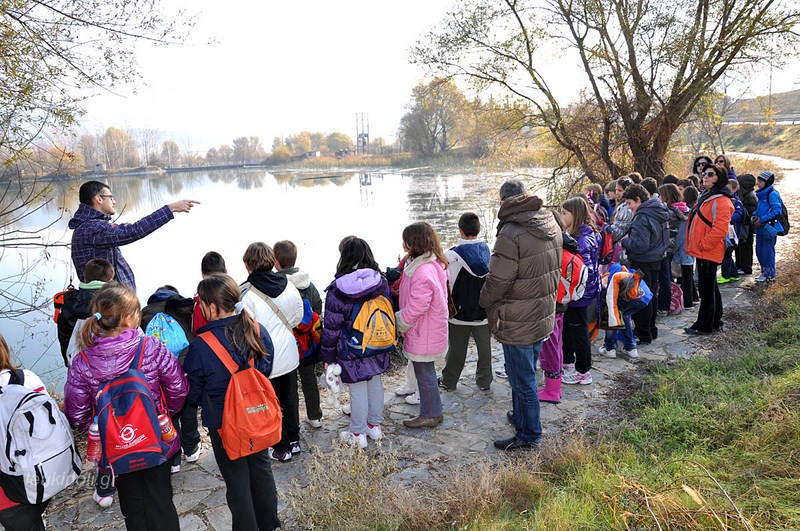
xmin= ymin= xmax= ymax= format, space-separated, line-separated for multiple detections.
xmin=479 ymin=180 xmax=561 ymax=451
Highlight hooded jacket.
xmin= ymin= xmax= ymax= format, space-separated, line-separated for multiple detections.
xmin=278 ymin=267 xmax=323 ymax=315
xmin=240 ymin=270 xmax=303 ymax=378
xmin=754 ymin=184 xmax=785 ymax=236
xmin=569 ymin=223 xmax=601 ymax=308
xmin=140 ymin=288 xmax=196 ymax=350
xmin=68 ymin=203 xmax=174 ymax=291
xmin=737 ymin=174 xmax=758 ymax=218
xmin=320 ymin=269 xmax=392 ymax=384
xmin=479 ymin=195 xmax=562 ymax=345
xmin=622 ymin=197 xmax=671 ymax=265
xmin=609 ymin=202 xmax=634 ymax=242
xmin=396 ymin=253 xmax=450 ymax=361
xmin=686 ymin=187 xmax=734 ymax=263
xmin=183 ymin=315 xmax=274 ymax=429
xmin=64 ymin=328 xmax=188 ymax=431
xmin=57 ymin=280 xmax=106 ymax=366
xmin=445 ymin=238 xmax=490 ymax=325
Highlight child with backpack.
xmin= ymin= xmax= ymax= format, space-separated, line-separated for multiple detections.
xmin=274 ymin=240 xmax=325 ymax=430
xmin=439 ymin=213 xmax=492 ymax=392
xmin=0 ymin=333 xmax=75 ymax=531
xmin=240 ymin=242 xmax=304 ymax=462
xmin=396 ymin=222 xmax=450 ymax=428
xmin=753 ymin=171 xmax=785 ymax=282
xmin=56 ymin=259 xmax=115 ymax=368
xmin=183 ymin=274 xmax=281 ymax=530
xmin=320 ymin=236 xmax=395 ymax=447
xmin=192 ymin=251 xmax=228 ymax=333
xmin=559 ymin=197 xmax=601 ymax=384
xmin=64 ymin=283 xmax=188 ymax=531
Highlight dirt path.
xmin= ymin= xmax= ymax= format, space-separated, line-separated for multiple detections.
xmin=40 ymin=155 xmax=800 ymax=530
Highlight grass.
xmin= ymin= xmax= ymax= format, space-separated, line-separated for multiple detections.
xmin=291 ymin=257 xmax=800 ymax=530
xmin=724 ymin=124 xmax=800 ymax=161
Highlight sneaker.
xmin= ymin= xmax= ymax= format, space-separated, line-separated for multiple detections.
xmin=622 ymin=348 xmax=639 ymax=360
xmin=170 ymin=464 xmax=181 ymax=474
xmin=598 ymin=346 xmax=616 ymax=359
xmin=185 ymin=442 xmax=202 ymax=463
xmin=268 ymin=447 xmax=293 ymax=462
xmin=562 ymin=363 xmax=576 ymax=375
xmin=395 ymin=384 xmax=416 ymax=396
xmin=290 ymin=441 xmax=301 ymax=454
xmin=717 ymin=276 xmax=730 ymax=284
xmin=405 ymin=392 xmax=420 ymax=405
xmin=729 ymin=276 xmax=740 ymax=282
xmin=437 ymin=376 xmax=455 ymax=391
xmin=657 ymin=309 xmax=669 ymax=316
xmin=494 ymin=369 xmax=508 ymax=379
xmin=562 ymin=370 xmax=593 ymax=385
xmin=339 ymin=431 xmax=368 ymax=449
xmin=755 ymin=275 xmax=768 ymax=282
xmin=365 ymin=424 xmax=383 ymax=440
xmin=93 ymin=491 xmax=114 ymax=508
xmin=306 ymin=418 xmax=323 ymax=429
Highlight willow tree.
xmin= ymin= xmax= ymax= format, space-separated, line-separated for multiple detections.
xmin=413 ymin=0 xmax=800 ymax=181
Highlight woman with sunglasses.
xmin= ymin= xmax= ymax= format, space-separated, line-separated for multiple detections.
xmin=714 ymin=154 xmax=737 ymax=180
xmin=691 ymin=155 xmax=713 ymax=180
xmin=684 ymin=165 xmax=734 ymax=335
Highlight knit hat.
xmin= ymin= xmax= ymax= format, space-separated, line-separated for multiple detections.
xmin=758 ymin=171 xmax=775 ymax=187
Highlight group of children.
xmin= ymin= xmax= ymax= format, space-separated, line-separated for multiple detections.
xmin=0 ymin=157 xmax=786 ymax=530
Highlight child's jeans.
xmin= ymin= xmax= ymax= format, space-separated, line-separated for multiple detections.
xmin=604 ymin=315 xmax=636 ymax=351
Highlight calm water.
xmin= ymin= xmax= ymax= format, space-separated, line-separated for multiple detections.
xmin=0 ymin=168 xmax=550 ymax=390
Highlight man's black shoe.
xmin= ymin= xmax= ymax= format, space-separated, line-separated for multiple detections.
xmin=506 ymin=410 xmax=514 ymax=425
xmin=494 ymin=436 xmax=539 ymax=451
xmin=437 ymin=376 xmax=455 ymax=391
xmin=683 ymin=327 xmax=707 ymax=336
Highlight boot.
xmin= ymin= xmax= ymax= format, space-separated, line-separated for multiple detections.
xmin=402 ymin=415 xmax=443 ymax=428
xmin=538 ymin=375 xmax=562 ymax=404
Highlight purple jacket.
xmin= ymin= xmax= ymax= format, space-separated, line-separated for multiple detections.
xmin=320 ymin=269 xmax=391 ymax=384
xmin=569 ymin=224 xmax=601 ymax=308
xmin=64 ymin=328 xmax=188 ymax=431
xmin=68 ymin=203 xmax=174 ymax=291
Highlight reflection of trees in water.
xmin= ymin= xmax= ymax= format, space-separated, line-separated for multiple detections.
xmin=270 ymin=172 xmax=354 ymax=188
xmin=207 ymin=170 xmax=237 ymax=184
xmin=236 ymin=171 xmax=266 ymax=190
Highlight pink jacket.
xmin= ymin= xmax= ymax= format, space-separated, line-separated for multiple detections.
xmin=396 ymin=254 xmax=450 ymax=361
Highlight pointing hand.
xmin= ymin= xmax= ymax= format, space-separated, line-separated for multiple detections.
xmin=168 ymin=199 xmax=200 ymax=213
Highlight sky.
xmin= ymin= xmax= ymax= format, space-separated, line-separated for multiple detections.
xmin=79 ymin=0 xmax=800 ymax=155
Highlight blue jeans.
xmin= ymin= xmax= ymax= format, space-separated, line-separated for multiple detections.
xmin=604 ymin=315 xmax=636 ymax=351
xmin=755 ymin=234 xmax=776 ymax=278
xmin=502 ymin=341 xmax=543 ymax=444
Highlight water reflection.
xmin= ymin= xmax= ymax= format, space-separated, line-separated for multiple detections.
xmin=0 ymin=167 xmax=516 ymax=389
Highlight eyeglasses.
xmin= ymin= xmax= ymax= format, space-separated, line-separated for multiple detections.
xmin=702 ymin=171 xmax=717 ymax=177
xmin=715 ymin=160 xmax=725 ymax=164
xmin=98 ymin=194 xmax=114 ymax=200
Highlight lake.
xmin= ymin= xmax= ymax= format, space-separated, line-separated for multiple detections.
xmin=0 ymin=167 xmax=548 ymax=390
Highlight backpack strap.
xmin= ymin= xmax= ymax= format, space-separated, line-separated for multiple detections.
xmin=199 ymin=331 xmax=246 ymax=375
xmin=7 ymin=369 xmax=25 ymax=386
xmin=245 ymin=284 xmax=292 ymax=331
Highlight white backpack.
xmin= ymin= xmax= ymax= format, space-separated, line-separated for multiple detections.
xmin=0 ymin=370 xmax=82 ymax=504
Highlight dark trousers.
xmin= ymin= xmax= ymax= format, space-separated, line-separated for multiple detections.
xmin=441 ymin=323 xmax=493 ymax=389
xmin=692 ymin=258 xmax=723 ymax=333
xmin=0 ymin=501 xmax=48 ymax=531
xmin=562 ymin=305 xmax=591 ymax=374
xmin=736 ymin=229 xmax=754 ymax=274
xmin=680 ymin=265 xmax=695 ymax=308
xmin=658 ymin=254 xmax=673 ymax=311
xmin=631 ymin=261 xmax=660 ymax=343
xmin=209 ymin=430 xmax=280 ymax=531
xmin=721 ymin=246 xmax=738 ymax=279
xmin=171 ymin=404 xmax=201 ymax=466
xmin=115 ymin=459 xmax=179 ymax=531
xmin=270 ymin=369 xmax=300 ymax=453
xmin=298 ymin=363 xmax=322 ymax=421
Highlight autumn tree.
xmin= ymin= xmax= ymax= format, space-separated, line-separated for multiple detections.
xmin=399 ymin=78 xmax=470 ymax=156
xmin=414 ymin=0 xmax=800 ymax=180
xmin=100 ymin=128 xmax=140 ymax=170
xmin=232 ymin=137 xmax=266 ymax=163
xmin=161 ymin=140 xmax=181 ymax=166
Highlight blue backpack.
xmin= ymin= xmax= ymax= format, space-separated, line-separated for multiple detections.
xmin=91 ymin=339 xmax=174 ymax=476
xmin=145 ymin=312 xmax=189 ymax=356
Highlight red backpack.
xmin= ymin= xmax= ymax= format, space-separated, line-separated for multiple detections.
xmin=199 ymin=332 xmax=282 ymax=460
xmin=293 ymin=299 xmax=322 ymax=366
xmin=557 ymin=248 xmax=588 ymax=306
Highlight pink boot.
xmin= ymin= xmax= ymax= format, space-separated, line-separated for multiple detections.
xmin=538 ymin=375 xmax=562 ymax=404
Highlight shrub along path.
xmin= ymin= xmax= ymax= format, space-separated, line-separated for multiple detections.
xmin=42 ymin=154 xmax=799 ymax=530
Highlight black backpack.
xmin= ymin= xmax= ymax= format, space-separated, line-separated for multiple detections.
xmin=767 ymin=189 xmax=790 ymax=236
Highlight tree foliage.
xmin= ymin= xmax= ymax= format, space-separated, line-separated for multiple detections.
xmin=413 ymin=0 xmax=800 ymax=180
xmin=399 ymin=78 xmax=470 ymax=156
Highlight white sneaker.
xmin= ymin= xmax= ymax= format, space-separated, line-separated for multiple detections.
xmin=170 ymin=464 xmax=181 ymax=474
xmin=93 ymin=491 xmax=114 ymax=508
xmin=185 ymin=442 xmax=202 ymax=463
xmin=365 ymin=424 xmax=383 ymax=440
xmin=623 ymin=348 xmax=639 ymax=360
xmin=562 ymin=363 xmax=576 ymax=375
xmin=598 ymin=346 xmax=617 ymax=359
xmin=404 ymin=392 xmax=420 ymax=405
xmin=395 ymin=385 xmax=415 ymax=396
xmin=306 ymin=418 xmax=323 ymax=429
xmin=755 ymin=275 xmax=768 ymax=282
xmin=340 ymin=431 xmax=368 ymax=449
xmin=562 ymin=370 xmax=593 ymax=385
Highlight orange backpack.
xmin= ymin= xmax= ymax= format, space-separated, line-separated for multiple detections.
xmin=198 ymin=332 xmax=282 ymax=460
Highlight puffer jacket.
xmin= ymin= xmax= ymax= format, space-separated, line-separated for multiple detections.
xmin=686 ymin=187 xmax=734 ymax=263
xmin=569 ymin=224 xmax=601 ymax=308
xmin=609 ymin=202 xmax=634 ymax=242
xmin=240 ymin=270 xmax=303 ymax=378
xmin=479 ymin=195 xmax=562 ymax=345
xmin=183 ymin=315 xmax=274 ymax=429
xmin=320 ymin=268 xmax=392 ymax=384
xmin=754 ymin=184 xmax=785 ymax=236
xmin=396 ymin=253 xmax=450 ymax=361
xmin=64 ymin=328 xmax=188 ymax=431
xmin=279 ymin=267 xmax=323 ymax=315
xmin=622 ymin=197 xmax=671 ymax=265
xmin=737 ymin=174 xmax=758 ymax=217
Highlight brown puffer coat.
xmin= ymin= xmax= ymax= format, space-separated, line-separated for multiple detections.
xmin=479 ymin=195 xmax=562 ymax=345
